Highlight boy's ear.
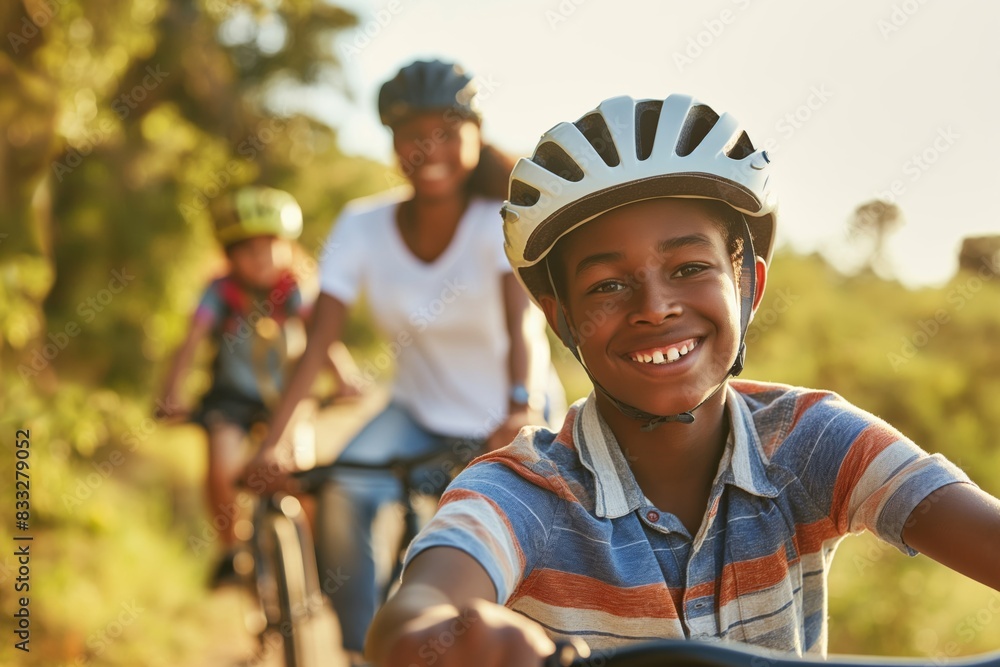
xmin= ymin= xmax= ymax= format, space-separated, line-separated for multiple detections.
xmin=539 ymin=293 xmax=579 ymax=351
xmin=538 ymin=294 xmax=563 ymax=334
xmin=751 ymin=256 xmax=768 ymax=313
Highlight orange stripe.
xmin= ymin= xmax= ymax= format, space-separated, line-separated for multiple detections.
xmin=680 ymin=547 xmax=792 ymax=607
xmin=830 ymin=424 xmax=897 ymax=532
xmin=554 ymin=410 xmax=578 ymax=451
xmin=512 ymin=569 xmax=680 ymax=620
xmin=730 ymin=379 xmax=785 ymax=395
xmin=792 ymin=518 xmax=838 ymax=556
xmin=719 ymin=547 xmax=790 ymax=605
xmin=791 ymin=392 xmax=828 ymax=432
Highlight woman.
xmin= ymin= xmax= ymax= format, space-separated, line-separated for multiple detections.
xmin=243 ymin=59 xmax=562 ymax=659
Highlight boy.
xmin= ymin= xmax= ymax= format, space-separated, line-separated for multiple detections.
xmin=158 ymin=185 xmax=360 ymax=585
xmin=366 ymin=95 xmax=1000 ymax=664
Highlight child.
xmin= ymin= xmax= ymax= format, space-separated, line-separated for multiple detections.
xmin=366 ymin=95 xmax=1000 ymax=664
xmin=157 ymin=185 xmax=361 ymax=585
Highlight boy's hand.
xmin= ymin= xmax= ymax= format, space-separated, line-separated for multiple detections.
xmin=153 ymin=393 xmax=189 ymax=423
xmin=382 ymin=599 xmax=585 ymax=667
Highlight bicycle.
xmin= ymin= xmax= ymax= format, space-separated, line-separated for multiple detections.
xmin=544 ymin=639 xmax=1000 ymax=667
xmin=159 ymin=405 xmax=336 ymax=667
xmin=236 ymin=468 xmax=330 ymax=667
xmin=297 ymin=442 xmax=483 ymax=607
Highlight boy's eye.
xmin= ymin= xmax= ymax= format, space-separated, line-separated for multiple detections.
xmin=673 ymin=263 xmax=709 ymax=278
xmin=589 ymin=280 xmax=627 ymax=294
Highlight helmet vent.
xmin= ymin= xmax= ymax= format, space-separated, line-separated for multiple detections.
xmin=635 ymin=100 xmax=663 ymax=161
xmin=675 ymin=104 xmax=720 ymax=157
xmin=531 ymin=142 xmax=584 ymax=182
xmin=574 ymin=112 xmax=620 ymax=167
xmin=726 ymin=131 xmax=755 ymax=160
xmin=509 ymin=180 xmax=541 ymax=207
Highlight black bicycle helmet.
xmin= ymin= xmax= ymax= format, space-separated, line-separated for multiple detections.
xmin=378 ymin=59 xmax=482 ymax=127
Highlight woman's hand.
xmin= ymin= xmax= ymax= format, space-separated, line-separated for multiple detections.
xmin=381 ymin=599 xmax=586 ymax=667
xmin=331 ymin=375 xmax=365 ymax=401
xmin=239 ymin=441 xmax=295 ymax=494
xmin=486 ymin=407 xmax=536 ymax=452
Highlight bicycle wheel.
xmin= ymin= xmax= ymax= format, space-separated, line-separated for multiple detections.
xmin=256 ymin=502 xmax=320 ymax=667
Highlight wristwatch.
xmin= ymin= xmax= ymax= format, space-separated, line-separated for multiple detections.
xmin=510 ymin=383 xmax=531 ymax=407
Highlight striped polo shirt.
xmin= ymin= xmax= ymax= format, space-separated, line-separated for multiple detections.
xmin=403 ymin=380 xmax=971 ymax=655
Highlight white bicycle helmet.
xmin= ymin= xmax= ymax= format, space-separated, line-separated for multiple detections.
xmin=501 ymin=94 xmax=777 ymax=307
xmin=500 ymin=94 xmax=778 ymax=429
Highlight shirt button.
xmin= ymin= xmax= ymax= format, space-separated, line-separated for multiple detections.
xmin=646 ymin=510 xmax=660 ymax=522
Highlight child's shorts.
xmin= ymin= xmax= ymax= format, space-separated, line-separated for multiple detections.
xmin=194 ymin=388 xmax=270 ymax=434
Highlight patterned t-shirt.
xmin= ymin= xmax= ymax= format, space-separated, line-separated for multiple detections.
xmin=404 ymin=380 xmax=972 ymax=655
xmin=194 ymin=272 xmax=305 ymax=404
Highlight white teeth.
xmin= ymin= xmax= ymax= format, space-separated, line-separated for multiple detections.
xmin=418 ymin=164 xmax=449 ymax=180
xmin=632 ymin=339 xmax=699 ymax=364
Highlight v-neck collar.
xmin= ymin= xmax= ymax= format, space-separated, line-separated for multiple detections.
xmin=390 ymin=198 xmax=478 ymax=270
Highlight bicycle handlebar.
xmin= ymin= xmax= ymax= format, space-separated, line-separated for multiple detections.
xmin=549 ymin=640 xmax=1000 ymax=667
xmin=292 ymin=448 xmax=460 ymax=493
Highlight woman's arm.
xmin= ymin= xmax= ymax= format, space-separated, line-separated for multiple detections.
xmin=366 ymin=547 xmax=559 ymax=666
xmin=243 ymin=292 xmax=348 ymax=480
xmin=486 ymin=274 xmax=536 ymax=451
xmin=325 ymin=340 xmax=364 ymax=398
xmin=901 ymin=482 xmax=1000 ymax=590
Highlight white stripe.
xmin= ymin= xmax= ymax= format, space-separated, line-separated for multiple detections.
xmin=432 ymin=497 xmax=522 ymax=599
xmin=578 ymin=397 xmax=631 ymax=517
xmin=512 ymin=596 xmax=684 ymax=640
xmin=846 ymin=439 xmax=917 ymax=530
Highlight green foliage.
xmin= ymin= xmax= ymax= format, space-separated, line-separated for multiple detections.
xmin=0 ymin=1 xmax=387 ymax=664
xmin=746 ymin=251 xmax=1000 ymax=656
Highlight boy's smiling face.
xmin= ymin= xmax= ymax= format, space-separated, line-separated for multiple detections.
xmin=541 ymin=198 xmax=764 ymax=418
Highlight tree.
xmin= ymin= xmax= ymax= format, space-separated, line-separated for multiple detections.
xmin=847 ymin=199 xmax=905 ymax=277
xmin=1 ymin=0 xmax=388 ymax=396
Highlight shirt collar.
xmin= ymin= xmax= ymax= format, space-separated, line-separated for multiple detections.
xmin=574 ymin=386 xmax=779 ymax=520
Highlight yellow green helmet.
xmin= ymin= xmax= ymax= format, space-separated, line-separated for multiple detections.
xmin=212 ymin=186 xmax=303 ymax=246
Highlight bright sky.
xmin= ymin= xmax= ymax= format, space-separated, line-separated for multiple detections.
xmin=293 ymin=0 xmax=999 ymax=287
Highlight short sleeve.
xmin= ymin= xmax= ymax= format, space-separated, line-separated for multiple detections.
xmin=318 ymin=210 xmax=368 ymax=305
xmin=193 ymin=280 xmax=224 ymax=328
xmin=402 ymin=441 xmax=561 ymax=603
xmin=795 ymin=395 xmax=973 ymax=555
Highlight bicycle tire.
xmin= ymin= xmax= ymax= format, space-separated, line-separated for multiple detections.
xmin=259 ymin=508 xmax=320 ymax=667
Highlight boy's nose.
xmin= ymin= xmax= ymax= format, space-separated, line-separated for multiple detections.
xmin=627 ymin=279 xmax=682 ymax=326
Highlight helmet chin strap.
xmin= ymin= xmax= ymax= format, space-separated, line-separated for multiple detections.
xmin=546 ymin=215 xmax=757 ymax=432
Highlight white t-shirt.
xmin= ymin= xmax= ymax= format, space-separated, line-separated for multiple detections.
xmin=319 ymin=190 xmax=557 ymax=438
